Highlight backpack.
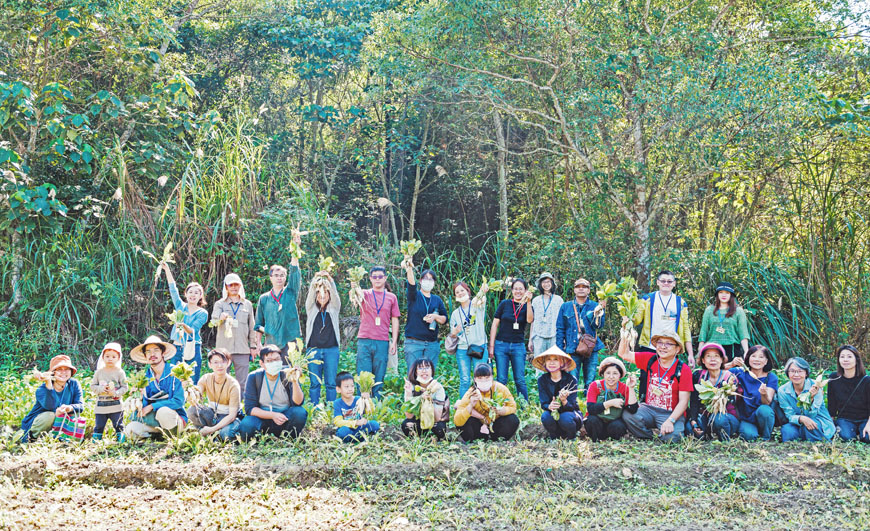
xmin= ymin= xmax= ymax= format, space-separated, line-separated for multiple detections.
xmin=638 ymin=354 xmax=684 ymax=404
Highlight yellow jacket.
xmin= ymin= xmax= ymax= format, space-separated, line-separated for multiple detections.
xmin=454 ymin=382 xmax=517 ymax=426
xmin=632 ymin=292 xmax=692 ymax=349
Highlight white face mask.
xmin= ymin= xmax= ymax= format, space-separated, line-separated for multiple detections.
xmin=420 ymin=279 xmax=435 ymax=292
xmin=265 ymin=361 xmax=283 ymax=376
xmin=417 ymin=374 xmax=432 ymax=385
xmin=476 ymin=380 xmax=492 ymax=392
xmin=455 ymin=294 xmax=470 ymax=303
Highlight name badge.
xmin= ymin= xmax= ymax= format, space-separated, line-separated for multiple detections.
xmin=650 ymin=386 xmax=664 ymax=396
xmin=513 ymin=322 xmax=519 ymax=330
xmin=375 ymin=317 xmax=382 ymax=326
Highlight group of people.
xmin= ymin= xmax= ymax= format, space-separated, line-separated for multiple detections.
xmin=18 ymin=259 xmax=870 ymax=445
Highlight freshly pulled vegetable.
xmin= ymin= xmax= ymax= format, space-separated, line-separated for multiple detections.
xmin=402 ymin=385 xmax=435 ymax=429
xmin=165 ymin=309 xmax=186 ymax=327
xmin=617 ymin=288 xmax=641 ymax=350
xmin=170 ymin=361 xmax=196 ymax=387
xmin=353 ymin=371 xmax=377 ymax=416
xmin=796 ymin=372 xmax=835 ymax=410
xmin=208 ymin=318 xmax=234 ymax=339
xmin=481 ymin=390 xmax=510 ymax=423
xmin=285 ymin=339 xmax=321 ymax=384
xmin=695 ymin=378 xmax=739 ymax=416
xmin=347 ymin=266 xmax=368 ymax=307
xmin=136 ymin=242 xmax=175 ymax=283
xmin=399 ymin=239 xmax=423 ymax=260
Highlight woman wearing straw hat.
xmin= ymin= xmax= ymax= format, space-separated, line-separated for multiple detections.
xmin=212 ymin=272 xmax=258 ymax=395
xmin=585 ymin=356 xmax=637 ymax=441
xmin=534 ymin=346 xmax=582 ymax=440
xmin=687 ymin=343 xmax=740 ymax=440
xmin=698 ymin=282 xmax=750 ymax=366
xmin=124 ymin=335 xmax=188 ymax=440
xmin=19 ymin=355 xmax=84 ymax=443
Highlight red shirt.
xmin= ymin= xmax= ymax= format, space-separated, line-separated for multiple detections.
xmin=635 ymin=351 xmax=693 ymax=411
xmin=586 ymin=380 xmax=630 ymax=404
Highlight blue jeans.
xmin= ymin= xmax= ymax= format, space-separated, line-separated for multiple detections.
xmin=236 ymin=406 xmax=307 ymax=440
xmin=308 ymin=346 xmax=340 ymax=405
xmin=700 ymin=412 xmax=739 ymax=441
xmin=541 ymin=410 xmax=582 ymax=440
xmin=356 ymin=339 xmax=389 ymax=398
xmin=738 ymin=404 xmax=776 ymax=441
xmin=781 ymin=421 xmax=830 ymax=442
xmin=571 ymin=350 xmax=599 ymax=390
xmin=404 ymin=338 xmax=441 ymax=373
xmin=171 ymin=342 xmax=202 ymax=385
xmin=336 ymin=421 xmax=381 ymax=443
xmin=455 ymin=348 xmax=480 ymax=399
xmin=835 ymin=418 xmax=870 ymax=442
xmin=494 ymin=340 xmax=528 ymax=400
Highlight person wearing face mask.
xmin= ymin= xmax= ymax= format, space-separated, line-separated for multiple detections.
xmin=454 ymin=363 xmax=520 ymax=442
xmin=489 ymin=278 xmax=535 ymax=401
xmin=212 ymin=273 xmax=258 ymax=395
xmin=826 ymin=345 xmax=870 ymax=442
xmin=729 ymin=345 xmax=779 ymax=441
xmin=160 ymin=263 xmax=209 ymax=384
xmin=401 ymin=359 xmax=449 ymax=439
xmin=237 ymin=345 xmax=308 ymax=440
xmin=777 ymin=356 xmax=835 ymax=442
xmin=254 ymin=231 xmax=304 ymax=366
xmin=584 ymin=357 xmax=637 ymax=441
xmin=402 ymin=259 xmax=448 ymax=372
xmin=19 ymin=355 xmax=84 ymax=443
xmin=304 ymin=270 xmax=342 ymax=407
xmin=447 ymin=281 xmax=489 ymax=399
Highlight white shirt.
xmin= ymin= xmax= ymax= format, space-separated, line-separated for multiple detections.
xmin=530 ymin=294 xmax=563 ymax=339
xmin=649 ymin=291 xmax=679 ymax=340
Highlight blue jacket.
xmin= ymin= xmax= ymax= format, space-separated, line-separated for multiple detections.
xmin=244 ymin=369 xmax=305 ymax=416
xmin=168 ymin=281 xmax=209 ymax=345
xmin=20 ymin=379 xmax=84 ymax=440
xmin=142 ymin=362 xmax=188 ymax=421
xmin=777 ymin=378 xmax=836 ymax=440
xmin=556 ymin=299 xmax=605 ymax=354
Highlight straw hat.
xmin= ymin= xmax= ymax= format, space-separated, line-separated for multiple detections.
xmin=597 ymin=356 xmax=626 ymax=377
xmin=649 ymin=330 xmax=685 ymax=355
xmin=130 ymin=335 xmax=176 ymax=364
xmin=532 ymin=345 xmax=576 ymax=373
xmin=49 ymin=355 xmax=77 ymax=376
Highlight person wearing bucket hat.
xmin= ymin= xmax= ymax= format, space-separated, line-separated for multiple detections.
xmin=254 ymin=231 xmax=305 ymax=367
xmin=212 ymin=272 xmax=258 ymax=396
xmin=19 ymin=355 xmax=84 ymax=443
xmin=618 ymin=329 xmax=693 ymax=442
xmin=555 ymin=277 xmax=607 ymax=389
xmin=698 ymin=282 xmax=750 ymax=365
xmin=777 ymin=357 xmax=835 ymax=442
xmin=631 ymin=270 xmax=695 ymax=368
xmin=187 ymin=348 xmax=242 ymax=440
xmin=686 ymin=343 xmax=740 ymax=441
xmin=534 ymin=346 xmax=582 ymax=439
xmin=124 ymin=336 xmax=187 ymax=440
xmin=159 ymin=262 xmax=209 ymax=385
xmin=529 ymin=272 xmax=564 ymax=368
xmin=90 ymin=342 xmax=128 ymax=442
xmin=585 ymin=356 xmax=638 ymax=441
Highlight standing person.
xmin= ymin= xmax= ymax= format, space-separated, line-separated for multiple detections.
xmin=687 ymin=344 xmax=740 ymax=441
xmin=354 ymin=266 xmax=400 ymax=399
xmin=124 ymin=336 xmax=187 ymax=440
xmin=555 ymin=278 xmax=606 ymax=389
xmin=237 ymin=345 xmax=308 ymax=440
xmin=529 ymin=273 xmax=564 ymax=372
xmin=489 ymin=278 xmax=534 ymax=401
xmin=447 ymin=281 xmax=489 ymax=399
xmin=304 ymin=271 xmax=342 ymax=408
xmin=402 ymin=259 xmax=447 ymax=371
xmin=212 ymin=273 xmax=257 ymax=396
xmin=632 ymin=270 xmax=695 ymax=368
xmin=454 ymin=363 xmax=520 ymax=442
xmin=698 ymin=282 xmax=750 ymax=365
xmin=827 ymin=345 xmax=870 ymax=442
xmin=254 ymin=232 xmax=303 ymax=365
xmin=186 ymin=348 xmax=242 ymax=441
xmin=19 ymin=355 xmax=84 ymax=443
xmin=778 ymin=357 xmax=835 ymax=442
xmin=161 ymin=263 xmax=209 ymax=384
xmin=533 ymin=346 xmax=581 ymax=440
xmin=585 ymin=357 xmax=637 ymax=441
xmin=91 ymin=342 xmax=128 ymax=442
xmin=729 ymin=345 xmax=779 ymax=441
xmin=618 ymin=326 xmax=693 ymax=442
xmin=401 ymin=359 xmax=449 ymax=440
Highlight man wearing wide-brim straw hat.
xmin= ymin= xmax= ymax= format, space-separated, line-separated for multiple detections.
xmin=124 ymin=335 xmax=188 ymax=440
xmin=616 ymin=328 xmax=693 ymax=442
xmin=533 ymin=346 xmax=583 ymax=440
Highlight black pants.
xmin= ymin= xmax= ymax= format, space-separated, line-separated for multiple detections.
xmin=584 ymin=415 xmax=628 ymax=442
xmin=721 ymin=343 xmax=744 ymax=363
xmin=94 ymin=412 xmax=124 ymax=435
xmin=459 ymin=414 xmax=519 ymax=442
xmin=401 ymin=418 xmax=447 ymax=440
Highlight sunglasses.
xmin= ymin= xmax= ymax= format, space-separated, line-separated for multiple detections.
xmin=370 ymin=274 xmax=386 ymax=280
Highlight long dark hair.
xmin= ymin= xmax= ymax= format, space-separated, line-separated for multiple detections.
xmin=713 ymin=290 xmax=738 ymax=318
xmin=836 ymin=345 xmax=865 ymax=377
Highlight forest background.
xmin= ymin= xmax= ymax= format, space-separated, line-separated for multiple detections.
xmin=1 ymin=0 xmax=869 ymax=371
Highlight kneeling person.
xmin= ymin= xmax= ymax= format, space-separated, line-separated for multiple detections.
xmin=533 ymin=346 xmax=582 ymax=440
xmin=237 ymin=345 xmax=307 ymax=440
xmin=125 ymin=335 xmax=187 ymax=440
xmin=454 ymin=363 xmax=520 ymax=442
xmin=187 ymin=348 xmax=242 ymax=440
xmin=333 ymin=372 xmax=380 ymax=443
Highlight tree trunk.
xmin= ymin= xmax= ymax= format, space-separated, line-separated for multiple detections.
xmin=408 ymin=117 xmax=430 ymax=238
xmin=492 ymin=110 xmax=509 ymax=237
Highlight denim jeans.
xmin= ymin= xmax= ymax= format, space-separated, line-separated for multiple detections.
xmin=356 ymin=339 xmax=389 ymax=398
xmin=308 ymin=346 xmax=340 ymax=405
xmin=236 ymin=406 xmax=307 ymax=440
xmin=781 ymin=421 xmax=830 ymax=442
xmin=571 ymin=349 xmax=599 ymax=390
xmin=186 ymin=405 xmax=241 ymax=441
xmin=738 ymin=404 xmax=776 ymax=441
xmin=171 ymin=342 xmax=202 ymax=385
xmin=532 ymin=336 xmax=555 ymax=376
xmin=493 ymin=340 xmax=528 ymax=400
xmin=693 ymin=412 xmax=739 ymax=441
xmin=541 ymin=410 xmax=582 ymax=440
xmin=404 ymin=338 xmax=441 ymax=373
xmin=335 ymin=421 xmax=380 ymax=443
xmin=455 ymin=348 xmax=484 ymax=399
xmin=835 ymin=417 xmax=870 ymax=443
xmin=623 ymin=403 xmax=685 ymax=442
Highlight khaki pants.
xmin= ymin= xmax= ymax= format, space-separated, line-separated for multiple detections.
xmin=124 ymin=407 xmax=185 ymax=440
xmin=29 ymin=411 xmax=57 ymax=437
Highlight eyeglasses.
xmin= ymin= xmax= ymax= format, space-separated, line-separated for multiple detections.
xmin=658 ymin=279 xmax=675 ymax=284
xmin=370 ymin=274 xmax=385 ymax=280
xmin=657 ymin=342 xmax=678 ymax=349
xmin=786 ymin=369 xmax=806 ymax=375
